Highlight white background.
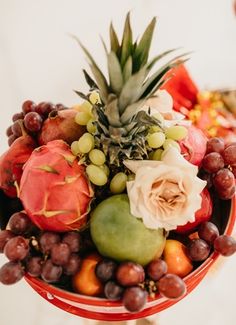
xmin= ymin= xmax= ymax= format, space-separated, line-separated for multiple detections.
xmin=0 ymin=0 xmax=236 ymax=324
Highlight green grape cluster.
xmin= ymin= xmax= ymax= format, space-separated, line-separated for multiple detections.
xmin=147 ymin=124 xmax=188 ymax=161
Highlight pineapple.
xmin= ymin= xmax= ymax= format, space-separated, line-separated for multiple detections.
xmin=75 ymin=13 xmax=188 ymax=166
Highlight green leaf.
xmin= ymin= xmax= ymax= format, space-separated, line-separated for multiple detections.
xmin=108 ymin=51 xmax=123 ymax=95
xmin=73 ymin=36 xmax=109 ymax=103
xmin=104 ymin=97 xmax=122 ymax=127
xmin=110 ymin=22 xmax=120 ymax=56
xmin=118 ymin=66 xmax=147 ymax=114
xmin=147 ymin=48 xmax=180 ymax=71
xmin=133 ymin=17 xmax=157 ymax=72
xmin=122 ymin=56 xmax=132 ymax=82
xmin=120 ymin=12 xmax=133 ymax=68
xmin=141 ymin=54 xmax=190 ymax=98
xmin=120 ymin=99 xmax=145 ymax=124
xmin=82 ymin=69 xmax=98 ymax=90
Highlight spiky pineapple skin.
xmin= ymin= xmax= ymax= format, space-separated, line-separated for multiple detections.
xmin=19 ymin=140 xmax=93 ymax=232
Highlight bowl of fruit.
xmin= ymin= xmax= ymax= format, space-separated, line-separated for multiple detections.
xmin=0 ymin=13 xmax=236 ymax=322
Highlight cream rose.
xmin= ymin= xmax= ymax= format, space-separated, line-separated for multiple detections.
xmin=124 ymin=147 xmax=206 ymax=231
xmin=141 ymin=89 xmax=185 ymax=127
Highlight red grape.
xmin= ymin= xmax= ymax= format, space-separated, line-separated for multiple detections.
xmin=11 ymin=120 xmax=23 ymax=137
xmin=24 ymin=112 xmax=42 ymax=132
xmin=146 ymin=259 xmax=167 ymax=281
xmin=123 ymin=287 xmax=147 ymax=312
xmin=116 ymin=262 xmax=145 ymax=287
xmin=0 ymin=261 xmax=25 ymax=285
xmin=214 ymin=235 xmax=236 ymax=256
xmin=8 ymin=212 xmax=34 ymax=235
xmin=202 ymin=152 xmax=224 ymax=173
xmin=6 ymin=125 xmax=13 ymax=137
xmin=62 ymin=232 xmax=81 ymax=253
xmin=35 ymin=102 xmax=55 ymax=117
xmin=0 ymin=230 xmax=15 ymax=253
xmin=22 ymin=100 xmax=36 ymax=115
xmin=198 ymin=222 xmax=219 ymax=244
xmin=95 ymin=259 xmax=117 ymax=282
xmin=26 ymin=256 xmax=43 ymax=277
xmin=213 ymin=168 xmax=235 ymax=191
xmin=217 ymin=185 xmax=235 ymax=200
xmin=8 ymin=134 xmax=17 ymax=146
xmin=50 ymin=243 xmax=71 ymax=266
xmin=206 ymin=137 xmax=225 ymax=154
xmin=39 ymin=232 xmax=60 ymax=254
xmin=187 ymin=239 xmax=210 ymax=261
xmin=158 ymin=274 xmax=186 ymax=299
xmin=104 ymin=281 xmax=124 ymax=301
xmin=41 ymin=259 xmax=62 ymax=283
xmin=12 ymin=112 xmax=24 ymax=122
xmin=223 ymin=143 xmax=236 ymax=165
xmin=4 ymin=236 xmax=29 ymax=261
xmin=63 ymin=254 xmax=81 ymax=276
xmin=231 ymin=165 xmax=236 ymax=178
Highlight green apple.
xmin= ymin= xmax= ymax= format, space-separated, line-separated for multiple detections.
xmin=90 ymin=194 xmax=166 ymax=266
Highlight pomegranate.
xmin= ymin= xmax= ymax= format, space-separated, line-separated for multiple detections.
xmin=19 ymin=140 xmax=93 ymax=232
xmin=0 ymin=131 xmax=36 ymax=198
xmin=38 ymin=109 xmax=85 ymax=145
xmin=179 ymin=125 xmax=208 ymax=166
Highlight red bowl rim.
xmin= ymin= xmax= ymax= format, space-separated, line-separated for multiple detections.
xmin=24 ymin=196 xmax=236 ymax=307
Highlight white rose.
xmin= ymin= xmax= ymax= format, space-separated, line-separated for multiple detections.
xmin=141 ymin=89 xmax=185 ymax=127
xmin=124 ymin=147 xmax=206 ymax=231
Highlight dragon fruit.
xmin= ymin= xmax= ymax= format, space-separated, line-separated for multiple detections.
xmin=38 ymin=109 xmax=85 ymax=145
xmin=19 ymin=140 xmax=93 ymax=232
xmin=0 ymin=132 xmax=36 ymax=198
xmin=179 ymin=125 xmax=208 ymax=166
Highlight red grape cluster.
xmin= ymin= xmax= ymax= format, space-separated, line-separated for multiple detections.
xmin=0 ymin=211 xmax=81 ymax=285
xmin=6 ymin=100 xmax=67 ymax=146
xmin=95 ymin=258 xmax=186 ymax=312
xmin=202 ymin=138 xmax=236 ymax=200
xmin=187 ymin=221 xmax=236 ymax=262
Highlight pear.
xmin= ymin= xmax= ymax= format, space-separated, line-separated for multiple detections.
xmin=90 ymin=194 xmax=166 ymax=266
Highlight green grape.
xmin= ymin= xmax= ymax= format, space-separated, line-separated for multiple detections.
xmin=86 ymin=118 xmax=96 ymax=134
xmin=75 ymin=111 xmax=91 ymax=126
xmin=163 ymin=139 xmax=180 ymax=151
xmin=77 ymin=133 xmax=95 ymax=153
xmin=89 ymin=149 xmax=106 ymax=166
xmin=152 ymin=148 xmax=164 ymax=160
xmin=71 ymin=141 xmax=80 ymax=156
xmin=127 ymin=174 xmax=135 ymax=181
xmin=80 ymin=100 xmax=92 ymax=114
xmin=149 ymin=125 xmax=162 ymax=134
xmin=99 ymin=164 xmax=110 ymax=177
xmin=148 ymin=151 xmax=155 ymax=160
xmin=86 ymin=164 xmax=108 ymax=186
xmin=165 ymin=125 xmax=188 ymax=141
xmin=110 ymin=172 xmax=128 ymax=194
xmin=147 ymin=132 xmax=166 ymax=148
xmin=89 ymin=91 xmax=101 ymax=105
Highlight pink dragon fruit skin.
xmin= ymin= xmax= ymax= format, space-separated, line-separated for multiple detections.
xmin=19 ymin=140 xmax=93 ymax=232
xmin=179 ymin=125 xmax=208 ymax=166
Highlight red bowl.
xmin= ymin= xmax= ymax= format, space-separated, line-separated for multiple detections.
xmin=24 ymin=197 xmax=236 ymax=321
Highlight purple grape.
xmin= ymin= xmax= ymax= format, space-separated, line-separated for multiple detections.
xmin=0 ymin=261 xmax=25 ymax=285
xmin=4 ymin=236 xmax=29 ymax=261
xmin=50 ymin=243 xmax=71 ymax=266
xmin=22 ymin=100 xmax=36 ymax=115
xmin=0 ymin=230 xmax=15 ymax=253
xmin=62 ymin=232 xmax=81 ymax=253
xmin=187 ymin=239 xmax=210 ymax=262
xmin=198 ymin=222 xmax=219 ymax=244
xmin=214 ymin=235 xmax=236 ymax=256
xmin=122 ymin=287 xmax=147 ymax=312
xmin=24 ymin=112 xmax=42 ymax=132
xmin=95 ymin=259 xmax=117 ymax=283
xmin=116 ymin=262 xmax=145 ymax=287
xmin=8 ymin=212 xmax=33 ymax=235
xmin=63 ymin=254 xmax=81 ymax=276
xmin=158 ymin=274 xmax=186 ymax=299
xmin=26 ymin=256 xmax=43 ymax=277
xmin=39 ymin=232 xmax=60 ymax=254
xmin=104 ymin=281 xmax=124 ymax=301
xmin=41 ymin=259 xmax=62 ymax=283
xmin=146 ymin=259 xmax=167 ymax=281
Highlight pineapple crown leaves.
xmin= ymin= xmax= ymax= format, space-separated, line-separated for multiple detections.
xmin=74 ymin=13 xmax=190 ymax=118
